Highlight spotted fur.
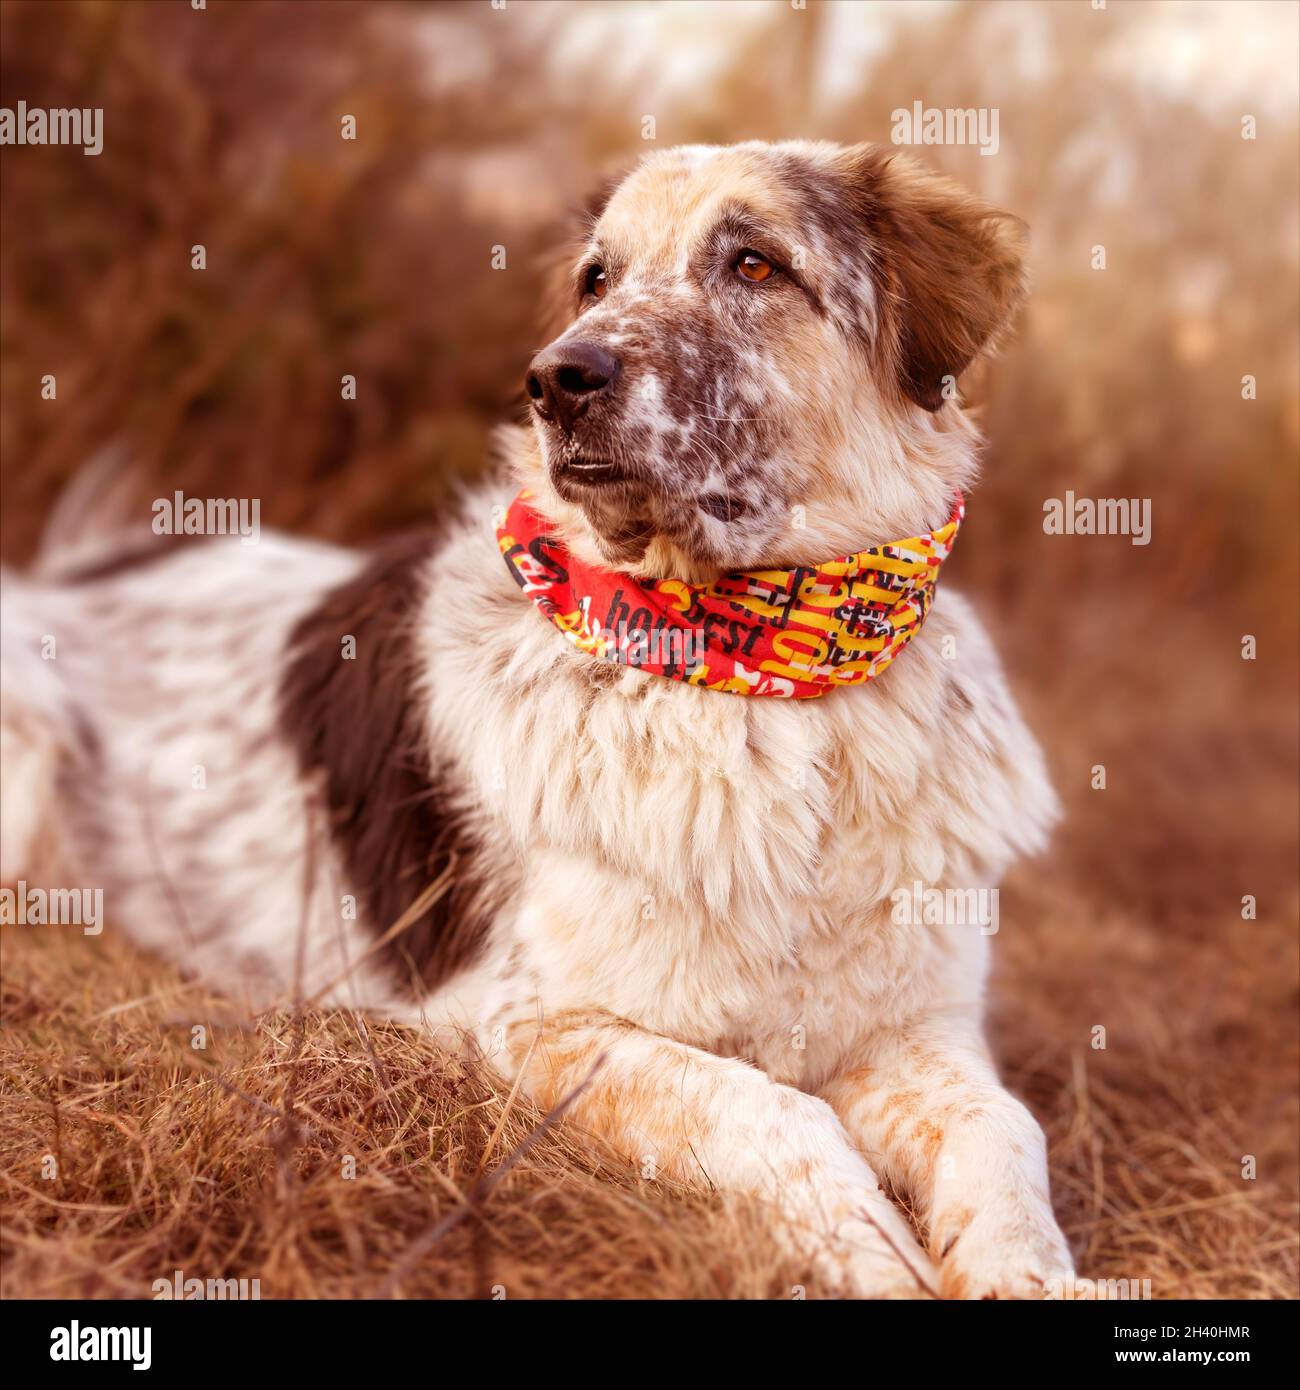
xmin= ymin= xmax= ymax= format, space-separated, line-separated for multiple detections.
xmin=1 ymin=142 xmax=1072 ymax=1298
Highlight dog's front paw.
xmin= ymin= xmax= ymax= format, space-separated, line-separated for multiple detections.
xmin=835 ymin=1234 xmax=939 ymax=1301
xmin=839 ymin=1196 xmax=944 ymax=1299
xmin=932 ymin=1195 xmax=1074 ymax=1300
xmin=793 ymin=1196 xmax=940 ymax=1299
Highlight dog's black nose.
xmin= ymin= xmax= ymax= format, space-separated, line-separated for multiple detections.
xmin=525 ymin=340 xmax=619 ymax=431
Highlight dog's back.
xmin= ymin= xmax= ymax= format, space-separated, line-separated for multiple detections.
xmin=0 ymin=534 xmax=407 ymax=1005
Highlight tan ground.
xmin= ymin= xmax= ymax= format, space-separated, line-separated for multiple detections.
xmin=2 ymin=855 xmax=1294 ymax=1299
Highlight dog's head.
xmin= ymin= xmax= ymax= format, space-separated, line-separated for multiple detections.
xmin=520 ymin=141 xmax=1026 ymax=578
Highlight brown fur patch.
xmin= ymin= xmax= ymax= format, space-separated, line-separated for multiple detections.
xmin=279 ymin=533 xmax=495 ymax=994
xmin=845 ymin=146 xmax=1028 ymax=410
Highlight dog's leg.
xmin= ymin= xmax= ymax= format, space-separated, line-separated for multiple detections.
xmin=499 ymin=1011 xmax=937 ymax=1298
xmin=819 ymin=1010 xmax=1074 ymax=1299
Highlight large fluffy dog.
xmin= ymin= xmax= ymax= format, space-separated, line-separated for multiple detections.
xmin=2 ymin=141 xmax=1073 ymax=1298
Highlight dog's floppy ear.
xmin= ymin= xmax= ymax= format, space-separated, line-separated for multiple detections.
xmin=535 ymin=164 xmax=633 ymax=345
xmin=844 ymin=146 xmax=1028 ymax=411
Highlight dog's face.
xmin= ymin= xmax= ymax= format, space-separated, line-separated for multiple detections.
xmin=523 ymin=141 xmax=1026 ymax=578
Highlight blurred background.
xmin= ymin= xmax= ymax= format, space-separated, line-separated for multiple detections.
xmin=1 ymin=0 xmax=1296 ymax=1299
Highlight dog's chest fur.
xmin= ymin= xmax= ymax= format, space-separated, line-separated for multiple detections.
xmin=417 ymin=491 xmax=1057 ymax=1083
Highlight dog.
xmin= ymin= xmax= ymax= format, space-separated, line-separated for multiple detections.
xmin=1 ymin=141 xmax=1073 ymax=1298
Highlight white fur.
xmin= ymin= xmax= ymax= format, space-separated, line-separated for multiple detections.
xmin=398 ymin=471 xmax=1071 ymax=1296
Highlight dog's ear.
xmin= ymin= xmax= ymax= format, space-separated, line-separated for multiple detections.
xmin=843 ymin=146 xmax=1028 ymax=411
xmin=535 ymin=164 xmax=633 ymax=345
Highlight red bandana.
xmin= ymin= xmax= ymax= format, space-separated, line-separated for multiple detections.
xmin=497 ymin=489 xmax=963 ymax=698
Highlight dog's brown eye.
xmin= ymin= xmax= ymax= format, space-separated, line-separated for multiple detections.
xmin=584 ymin=265 xmax=607 ymax=299
xmin=736 ymin=250 xmax=774 ymax=283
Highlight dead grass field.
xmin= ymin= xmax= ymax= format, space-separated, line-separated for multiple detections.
xmin=2 ymin=838 xmax=1295 ymax=1300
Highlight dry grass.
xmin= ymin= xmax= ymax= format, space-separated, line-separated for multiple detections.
xmin=2 ymin=876 xmax=1295 ymax=1300
xmin=0 ymin=925 xmax=806 ymax=1300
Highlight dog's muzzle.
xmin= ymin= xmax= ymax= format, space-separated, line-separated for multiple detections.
xmin=525 ymin=339 xmax=620 ymax=435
